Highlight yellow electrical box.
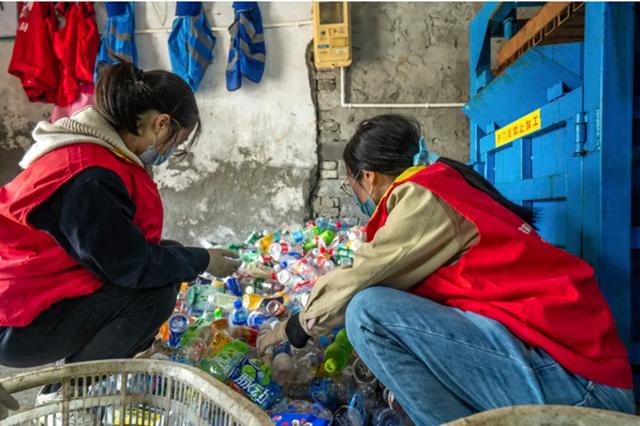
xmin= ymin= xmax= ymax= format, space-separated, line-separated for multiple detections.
xmin=312 ymin=2 xmax=352 ymax=69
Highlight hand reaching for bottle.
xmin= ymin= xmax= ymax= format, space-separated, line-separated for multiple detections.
xmin=206 ymin=248 xmax=242 ymax=277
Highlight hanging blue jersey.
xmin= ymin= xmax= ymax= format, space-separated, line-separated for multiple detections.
xmin=168 ymin=2 xmax=216 ymax=92
xmin=94 ymin=2 xmax=137 ymax=82
xmin=226 ymin=2 xmax=266 ymax=91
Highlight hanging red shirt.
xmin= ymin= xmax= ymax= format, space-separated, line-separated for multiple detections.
xmin=8 ymin=2 xmax=59 ymax=104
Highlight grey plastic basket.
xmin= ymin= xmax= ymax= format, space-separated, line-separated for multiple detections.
xmin=0 ymin=359 xmax=272 ymax=426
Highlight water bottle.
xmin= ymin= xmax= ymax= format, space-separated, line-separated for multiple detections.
xmin=231 ymin=299 xmax=248 ymax=326
xmin=271 ymin=341 xmax=295 ymax=385
xmin=324 ymin=329 xmax=353 ymax=374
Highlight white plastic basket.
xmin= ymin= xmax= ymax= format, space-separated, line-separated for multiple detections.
xmin=0 ymin=359 xmax=272 ymax=426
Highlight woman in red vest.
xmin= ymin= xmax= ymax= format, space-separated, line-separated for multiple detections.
xmin=258 ymin=115 xmax=635 ymax=424
xmin=0 ymin=63 xmax=239 ymax=389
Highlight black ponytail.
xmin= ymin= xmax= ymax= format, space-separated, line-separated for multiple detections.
xmin=95 ymin=62 xmax=200 ymax=139
xmin=343 ymin=114 xmax=535 ymax=226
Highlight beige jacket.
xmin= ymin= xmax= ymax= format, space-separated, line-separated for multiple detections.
xmin=299 ymin=181 xmax=479 ymax=337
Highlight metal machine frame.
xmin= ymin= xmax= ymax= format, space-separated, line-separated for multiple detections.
xmin=465 ymin=2 xmax=638 ymax=395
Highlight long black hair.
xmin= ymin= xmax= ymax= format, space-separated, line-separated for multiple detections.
xmin=343 ymin=114 xmax=535 ymax=226
xmin=95 ymin=62 xmax=201 ymax=152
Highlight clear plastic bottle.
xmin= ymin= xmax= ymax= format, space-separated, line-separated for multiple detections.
xmin=333 ymin=393 xmax=367 ymax=426
xmin=371 ymin=407 xmax=404 ymax=426
xmin=293 ymin=340 xmax=323 ymax=384
xmin=271 ymin=341 xmax=295 ymax=385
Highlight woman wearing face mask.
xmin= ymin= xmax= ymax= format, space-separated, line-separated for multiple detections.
xmin=0 ymin=63 xmax=240 ymax=372
xmin=258 ymin=115 xmax=634 ymax=424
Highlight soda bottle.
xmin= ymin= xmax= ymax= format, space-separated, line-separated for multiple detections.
xmin=323 ymin=329 xmax=353 ymax=374
xmin=231 ymin=300 xmax=248 ymax=326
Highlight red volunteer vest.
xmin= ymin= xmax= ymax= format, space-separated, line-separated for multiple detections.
xmin=365 ymin=163 xmax=632 ymax=389
xmin=0 ymin=144 xmax=163 ymax=327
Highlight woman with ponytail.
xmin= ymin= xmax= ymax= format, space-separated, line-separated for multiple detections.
xmin=258 ymin=115 xmax=634 ymax=424
xmin=0 ymin=64 xmax=240 ymax=374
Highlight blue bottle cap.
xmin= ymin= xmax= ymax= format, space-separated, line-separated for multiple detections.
xmin=234 ymin=299 xmax=243 ymax=309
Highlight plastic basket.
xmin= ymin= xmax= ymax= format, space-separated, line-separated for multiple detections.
xmin=0 ymin=359 xmax=273 ymax=426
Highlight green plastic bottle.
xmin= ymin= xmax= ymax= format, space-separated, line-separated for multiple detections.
xmin=323 ymin=329 xmax=353 ymax=374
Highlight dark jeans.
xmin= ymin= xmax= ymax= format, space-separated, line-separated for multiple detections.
xmin=0 ymin=283 xmax=178 ymax=368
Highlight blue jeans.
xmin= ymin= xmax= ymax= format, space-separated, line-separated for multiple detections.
xmin=345 ymin=287 xmax=636 ymax=425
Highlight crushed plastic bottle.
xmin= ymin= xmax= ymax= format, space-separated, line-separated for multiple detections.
xmin=155 ymin=218 xmax=377 ymax=419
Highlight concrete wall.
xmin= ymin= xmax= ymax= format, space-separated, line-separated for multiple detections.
xmin=309 ymin=2 xmax=476 ymax=224
xmin=0 ymin=2 xmax=474 ymax=242
xmin=0 ymin=2 xmax=317 ymax=245
xmin=126 ymin=3 xmax=317 ymax=245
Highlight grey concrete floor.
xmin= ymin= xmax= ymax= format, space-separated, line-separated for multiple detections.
xmin=0 ymin=364 xmax=46 ymax=410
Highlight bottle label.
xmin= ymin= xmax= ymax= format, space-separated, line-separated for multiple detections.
xmin=271 ymin=413 xmax=331 ymax=426
xmin=273 ymin=341 xmax=291 ymax=357
xmin=229 ymin=359 xmax=281 ymax=410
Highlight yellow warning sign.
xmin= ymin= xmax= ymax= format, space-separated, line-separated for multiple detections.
xmin=495 ymin=108 xmax=542 ymax=147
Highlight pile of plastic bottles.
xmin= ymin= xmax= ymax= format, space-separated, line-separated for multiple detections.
xmin=153 ymin=218 xmax=413 ymax=425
